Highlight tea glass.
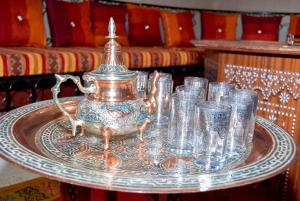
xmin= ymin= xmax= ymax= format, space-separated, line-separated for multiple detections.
xmin=193 ymin=101 xmax=232 ymax=172
xmin=208 ymin=82 xmax=235 ymax=102
xmin=235 ymin=89 xmax=259 ymax=145
xmin=175 ymin=85 xmax=206 ymax=101
xmin=184 ymin=76 xmax=209 ymax=96
xmin=167 ymin=92 xmax=200 ymax=155
xmin=136 ymin=71 xmax=148 ymax=99
xmin=149 ymin=72 xmax=173 ymax=125
xmin=221 ymin=95 xmax=254 ymax=157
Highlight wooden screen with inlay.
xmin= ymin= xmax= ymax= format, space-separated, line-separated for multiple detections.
xmin=217 ymin=52 xmax=300 ymax=201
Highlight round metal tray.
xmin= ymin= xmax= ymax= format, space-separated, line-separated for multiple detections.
xmin=0 ymin=97 xmax=296 ymax=194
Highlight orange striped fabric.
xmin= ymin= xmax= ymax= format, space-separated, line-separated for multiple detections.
xmin=161 ymin=11 xmax=195 ymax=47
xmin=289 ymin=15 xmax=300 ymax=35
xmin=126 ymin=4 xmax=162 ymax=46
xmin=0 ymin=47 xmax=202 ymax=77
xmin=201 ymin=12 xmax=238 ymax=40
xmin=0 ymin=0 xmax=46 ymax=47
xmin=91 ymin=2 xmax=128 ymax=46
xmin=46 ymin=0 xmax=95 ymax=47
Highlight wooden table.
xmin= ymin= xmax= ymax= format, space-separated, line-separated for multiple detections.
xmin=194 ymin=40 xmax=300 ymax=201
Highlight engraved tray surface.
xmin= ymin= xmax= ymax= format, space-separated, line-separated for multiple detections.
xmin=0 ymin=97 xmax=296 ymax=193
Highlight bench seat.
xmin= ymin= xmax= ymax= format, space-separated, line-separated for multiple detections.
xmin=0 ymin=47 xmax=202 ymax=77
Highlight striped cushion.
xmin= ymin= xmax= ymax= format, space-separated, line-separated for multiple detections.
xmin=91 ymin=2 xmax=129 ymax=46
xmin=46 ymin=0 xmax=95 ymax=47
xmin=289 ymin=15 xmax=300 ymax=35
xmin=0 ymin=47 xmax=202 ymax=77
xmin=201 ymin=12 xmax=238 ymax=40
xmin=161 ymin=11 xmax=195 ymax=47
xmin=0 ymin=0 xmax=46 ymax=47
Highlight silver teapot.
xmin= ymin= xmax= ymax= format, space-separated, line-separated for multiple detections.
xmin=52 ymin=18 xmax=159 ymax=150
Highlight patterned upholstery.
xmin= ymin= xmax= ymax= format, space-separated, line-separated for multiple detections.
xmin=0 ymin=47 xmax=202 ymax=77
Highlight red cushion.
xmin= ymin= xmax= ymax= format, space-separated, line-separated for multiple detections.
xmin=241 ymin=15 xmax=282 ymax=41
xmin=201 ymin=12 xmax=238 ymax=40
xmin=160 ymin=11 xmax=195 ymax=47
xmin=289 ymin=15 xmax=300 ymax=35
xmin=46 ymin=0 xmax=95 ymax=47
xmin=0 ymin=0 xmax=46 ymax=47
xmin=127 ymin=4 xmax=162 ymax=46
xmin=91 ymin=2 xmax=128 ymax=46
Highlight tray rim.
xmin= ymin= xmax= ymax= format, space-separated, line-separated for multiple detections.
xmin=0 ymin=97 xmax=296 ymax=194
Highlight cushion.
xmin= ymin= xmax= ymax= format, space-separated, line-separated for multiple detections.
xmin=127 ymin=4 xmax=162 ymax=46
xmin=46 ymin=0 xmax=95 ymax=47
xmin=0 ymin=0 xmax=46 ymax=47
xmin=289 ymin=15 xmax=300 ymax=35
xmin=161 ymin=11 xmax=195 ymax=47
xmin=241 ymin=15 xmax=282 ymax=41
xmin=0 ymin=47 xmax=202 ymax=77
xmin=91 ymin=2 xmax=128 ymax=46
xmin=201 ymin=12 xmax=238 ymax=40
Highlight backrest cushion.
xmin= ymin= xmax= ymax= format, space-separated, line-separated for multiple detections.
xmin=289 ymin=15 xmax=300 ymax=35
xmin=0 ymin=0 xmax=46 ymax=47
xmin=46 ymin=0 xmax=95 ymax=47
xmin=201 ymin=12 xmax=238 ymax=40
xmin=91 ymin=2 xmax=128 ymax=46
xmin=127 ymin=4 xmax=162 ymax=46
xmin=241 ymin=15 xmax=282 ymax=41
xmin=161 ymin=11 xmax=195 ymax=47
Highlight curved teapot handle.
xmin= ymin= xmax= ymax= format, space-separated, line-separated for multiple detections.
xmin=51 ymin=74 xmax=96 ymax=136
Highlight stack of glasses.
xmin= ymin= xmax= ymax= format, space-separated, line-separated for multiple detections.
xmin=135 ymin=71 xmax=258 ymax=172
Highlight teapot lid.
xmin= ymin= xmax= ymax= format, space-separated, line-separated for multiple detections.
xmin=87 ymin=18 xmax=136 ymax=81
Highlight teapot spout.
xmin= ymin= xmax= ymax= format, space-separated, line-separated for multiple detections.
xmin=144 ymin=71 xmax=160 ymax=114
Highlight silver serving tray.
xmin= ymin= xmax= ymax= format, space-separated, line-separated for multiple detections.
xmin=0 ymin=97 xmax=296 ymax=194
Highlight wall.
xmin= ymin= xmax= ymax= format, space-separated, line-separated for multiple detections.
xmin=117 ymin=0 xmax=300 ymax=13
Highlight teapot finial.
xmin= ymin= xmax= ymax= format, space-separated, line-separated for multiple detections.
xmin=93 ymin=17 xmax=128 ymax=73
xmin=107 ymin=17 xmax=117 ymax=39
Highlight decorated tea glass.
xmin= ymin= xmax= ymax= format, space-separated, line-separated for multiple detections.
xmin=193 ymin=101 xmax=232 ymax=172
xmin=149 ymin=73 xmax=173 ymax=125
xmin=208 ymin=82 xmax=235 ymax=102
xmin=167 ymin=92 xmax=200 ymax=155
xmin=184 ymin=76 xmax=209 ymax=96
xmin=136 ymin=71 xmax=149 ymax=99
xmin=221 ymin=95 xmax=254 ymax=157
xmin=175 ymin=85 xmax=206 ymax=101
xmin=235 ymin=89 xmax=259 ymax=145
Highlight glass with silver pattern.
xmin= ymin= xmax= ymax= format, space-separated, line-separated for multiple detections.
xmin=193 ymin=101 xmax=232 ymax=172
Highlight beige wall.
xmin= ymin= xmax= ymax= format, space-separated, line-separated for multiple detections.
xmin=118 ymin=0 xmax=299 ymax=13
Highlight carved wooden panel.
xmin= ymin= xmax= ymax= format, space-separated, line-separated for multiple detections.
xmin=217 ymin=52 xmax=300 ymax=201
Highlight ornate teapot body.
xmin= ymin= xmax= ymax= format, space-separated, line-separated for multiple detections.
xmin=52 ymin=18 xmax=159 ymax=149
